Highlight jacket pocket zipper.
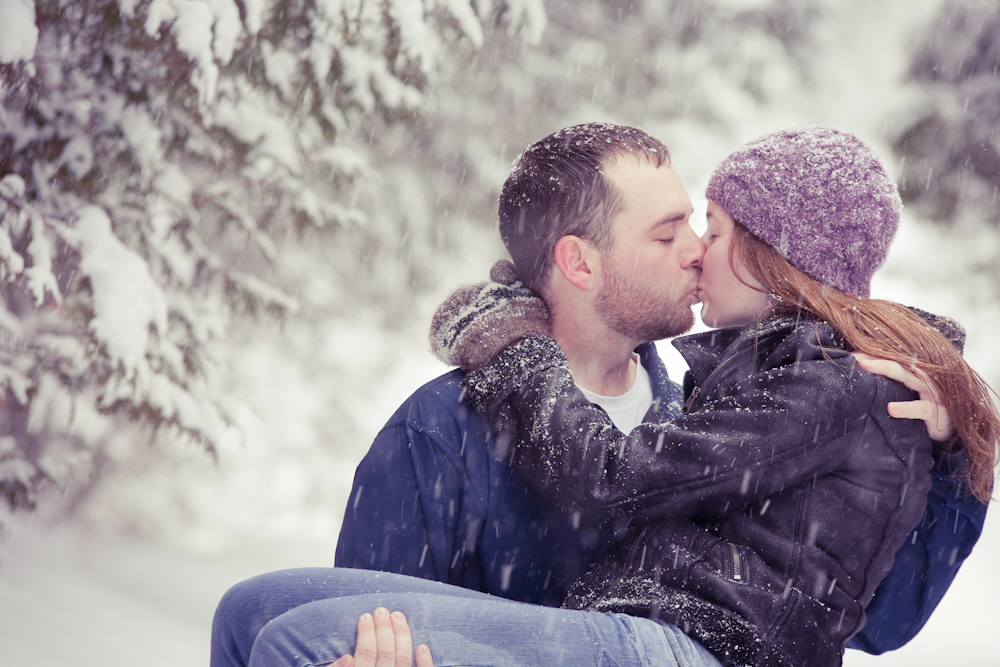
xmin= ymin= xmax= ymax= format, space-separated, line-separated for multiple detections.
xmin=728 ymin=542 xmax=743 ymax=582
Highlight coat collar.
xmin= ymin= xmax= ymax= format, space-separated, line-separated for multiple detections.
xmin=671 ymin=313 xmax=809 ymax=384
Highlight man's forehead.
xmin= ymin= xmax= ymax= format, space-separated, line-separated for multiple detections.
xmin=603 ymin=149 xmax=668 ymax=175
xmin=605 ymin=158 xmax=691 ymax=208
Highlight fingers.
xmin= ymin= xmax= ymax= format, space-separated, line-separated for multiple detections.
xmin=886 ymin=399 xmax=933 ymax=421
xmin=373 ymin=608 xmax=396 ymax=667
xmin=855 ymin=355 xmax=940 ymax=401
xmin=348 ymin=608 xmax=427 ymax=667
xmin=415 ymin=645 xmax=435 ymax=667
xmin=853 ymin=355 xmax=925 ymax=393
xmin=353 ymin=613 xmax=377 ymax=667
xmin=390 ymin=611 xmax=413 ymax=667
xmin=854 ymin=353 xmax=956 ymax=442
xmin=888 ymin=400 xmax=954 ymax=442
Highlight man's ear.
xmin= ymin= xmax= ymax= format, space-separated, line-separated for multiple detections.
xmin=553 ymin=235 xmax=600 ymax=291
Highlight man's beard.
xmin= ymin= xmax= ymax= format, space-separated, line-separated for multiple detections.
xmin=594 ymin=256 xmax=695 ymax=343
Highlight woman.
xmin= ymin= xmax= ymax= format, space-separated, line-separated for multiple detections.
xmin=216 ymin=127 xmax=998 ymax=667
xmin=451 ymin=126 xmax=998 ymax=665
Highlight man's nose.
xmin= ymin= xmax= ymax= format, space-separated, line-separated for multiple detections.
xmin=683 ymin=235 xmax=706 ymax=269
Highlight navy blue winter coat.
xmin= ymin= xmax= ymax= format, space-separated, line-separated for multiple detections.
xmin=464 ymin=314 xmax=935 ymax=667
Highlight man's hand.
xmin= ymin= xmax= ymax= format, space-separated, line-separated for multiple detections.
xmin=330 ymin=607 xmax=434 ymax=667
xmin=854 ymin=352 xmax=956 ymax=442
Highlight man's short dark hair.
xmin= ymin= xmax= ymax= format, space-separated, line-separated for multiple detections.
xmin=498 ymin=122 xmax=670 ymax=295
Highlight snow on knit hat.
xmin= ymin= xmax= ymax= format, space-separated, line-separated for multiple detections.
xmin=705 ymin=126 xmax=901 ymax=298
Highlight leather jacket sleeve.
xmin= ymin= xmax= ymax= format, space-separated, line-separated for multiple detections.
xmin=464 ymin=336 xmax=894 ymax=532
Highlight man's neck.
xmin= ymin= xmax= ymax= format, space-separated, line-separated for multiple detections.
xmin=551 ymin=317 xmax=640 ymax=397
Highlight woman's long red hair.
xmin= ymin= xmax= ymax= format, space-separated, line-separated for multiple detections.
xmin=731 ymin=222 xmax=998 ymax=504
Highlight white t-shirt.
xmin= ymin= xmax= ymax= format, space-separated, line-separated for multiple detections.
xmin=577 ymin=354 xmax=653 ymax=434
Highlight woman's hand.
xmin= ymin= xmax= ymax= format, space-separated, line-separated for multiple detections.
xmin=854 ymin=352 xmax=955 ymax=442
xmin=330 ymin=607 xmax=434 ymax=667
xmin=429 ymin=259 xmax=549 ymax=371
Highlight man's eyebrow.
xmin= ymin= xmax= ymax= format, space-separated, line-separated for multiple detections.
xmin=649 ymin=209 xmax=693 ymax=230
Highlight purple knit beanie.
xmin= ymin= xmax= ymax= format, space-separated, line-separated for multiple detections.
xmin=705 ymin=126 xmax=901 ymax=297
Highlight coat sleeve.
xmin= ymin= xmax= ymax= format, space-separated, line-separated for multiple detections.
xmin=847 ymin=445 xmax=987 ymax=653
xmin=465 ymin=336 xmax=880 ymax=531
xmin=335 ymin=412 xmax=488 ymax=592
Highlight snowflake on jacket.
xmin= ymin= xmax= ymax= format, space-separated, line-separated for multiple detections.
xmin=465 ymin=314 xmax=935 ymax=667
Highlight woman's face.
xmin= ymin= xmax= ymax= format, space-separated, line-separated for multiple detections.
xmin=697 ymin=201 xmax=772 ymax=328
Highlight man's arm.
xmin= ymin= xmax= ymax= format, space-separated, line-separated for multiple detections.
xmin=335 ymin=387 xmax=488 ymax=591
xmin=336 ymin=372 xmax=605 ymax=605
xmin=848 ymin=355 xmax=987 ymax=652
xmin=848 ymin=445 xmax=987 ymax=652
xmin=335 ymin=372 xmax=488 ymax=591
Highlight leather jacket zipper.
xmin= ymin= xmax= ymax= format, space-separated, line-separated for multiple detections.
xmin=682 ymin=331 xmax=783 ymax=414
xmin=682 ymin=385 xmax=702 ymax=414
xmin=729 ymin=542 xmax=743 ymax=581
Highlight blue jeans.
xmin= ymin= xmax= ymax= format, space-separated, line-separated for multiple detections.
xmin=211 ymin=568 xmax=722 ymax=667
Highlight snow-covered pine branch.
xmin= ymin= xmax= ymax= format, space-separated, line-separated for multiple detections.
xmin=0 ymin=0 xmax=546 ymax=524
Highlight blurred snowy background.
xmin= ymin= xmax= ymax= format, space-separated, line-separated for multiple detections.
xmin=0 ymin=0 xmax=998 ymax=665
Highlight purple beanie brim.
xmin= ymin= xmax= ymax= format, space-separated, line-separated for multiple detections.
xmin=705 ymin=126 xmax=901 ymax=298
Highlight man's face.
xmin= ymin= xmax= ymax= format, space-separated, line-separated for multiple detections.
xmin=594 ymin=156 xmax=704 ymax=343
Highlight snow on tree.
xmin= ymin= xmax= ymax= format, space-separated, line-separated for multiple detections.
xmin=43 ymin=0 xmax=848 ymax=546
xmin=0 ymin=0 xmax=39 ymax=65
xmin=892 ymin=0 xmax=1000 ymax=227
xmin=384 ymin=0 xmax=822 ymax=266
xmin=0 ymin=0 xmax=544 ymax=533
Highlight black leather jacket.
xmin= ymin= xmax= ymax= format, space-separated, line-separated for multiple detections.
xmin=464 ymin=315 xmax=934 ymax=667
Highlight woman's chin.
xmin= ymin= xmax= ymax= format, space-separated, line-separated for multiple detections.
xmin=701 ymin=307 xmax=752 ymax=330
xmin=700 ymin=305 xmax=724 ymax=328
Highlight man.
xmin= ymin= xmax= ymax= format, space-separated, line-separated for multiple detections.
xmin=336 ymin=124 xmax=695 ymax=606
xmin=335 ymin=123 xmax=985 ymax=652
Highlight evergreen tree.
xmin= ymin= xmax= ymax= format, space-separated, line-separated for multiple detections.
xmin=382 ymin=0 xmax=821 ymax=278
xmin=893 ymin=0 xmax=1000 ymax=226
xmin=0 ymin=0 xmax=543 ymax=528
